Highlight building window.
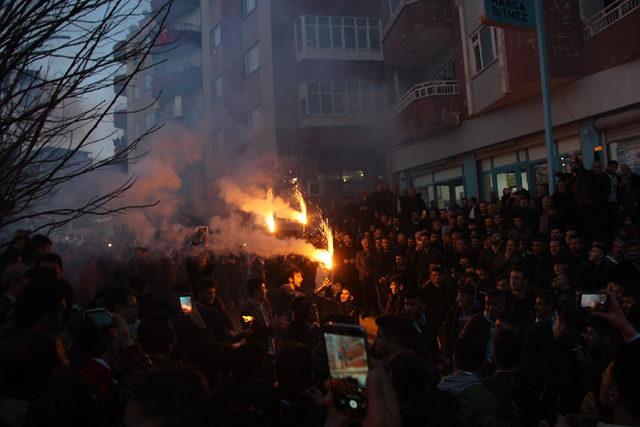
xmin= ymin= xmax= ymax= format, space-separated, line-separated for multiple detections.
xmin=244 ymin=43 xmax=259 ymax=76
xmin=471 ymin=26 xmax=497 ymax=74
xmin=132 ymin=84 xmax=141 ymax=100
xmin=134 ymin=121 xmax=141 ymax=138
xmin=246 ymin=105 xmax=262 ymax=136
xmin=295 ymin=19 xmax=303 ymax=52
xmin=243 ymin=0 xmax=256 ymax=17
xmin=295 ymin=15 xmax=382 ymax=52
xmin=301 ymin=81 xmax=385 ymax=116
xmin=211 ymin=75 xmax=222 ymax=101
xmin=144 ymin=73 xmax=152 ymax=91
xmin=210 ymin=23 xmax=221 ymax=50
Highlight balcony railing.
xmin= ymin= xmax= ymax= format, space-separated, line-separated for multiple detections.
xmin=584 ymin=0 xmax=640 ymax=39
xmin=171 ymin=22 xmax=200 ymax=33
xmin=382 ymin=0 xmax=420 ymax=40
xmin=390 ymin=80 xmax=458 ymax=116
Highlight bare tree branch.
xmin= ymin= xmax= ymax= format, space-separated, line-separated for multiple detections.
xmin=0 ymin=0 xmax=174 ymax=234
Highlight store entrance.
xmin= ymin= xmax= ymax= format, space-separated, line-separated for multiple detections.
xmin=435 ymin=178 xmax=464 ymax=209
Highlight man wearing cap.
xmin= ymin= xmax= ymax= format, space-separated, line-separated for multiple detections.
xmin=0 ymin=264 xmax=28 ymax=324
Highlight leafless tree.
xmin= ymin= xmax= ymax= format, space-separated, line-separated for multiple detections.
xmin=0 ymin=0 xmax=172 ymax=235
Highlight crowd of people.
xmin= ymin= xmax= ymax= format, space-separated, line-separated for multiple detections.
xmin=0 ymin=156 xmax=638 ymax=427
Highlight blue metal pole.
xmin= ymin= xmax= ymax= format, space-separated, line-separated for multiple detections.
xmin=534 ymin=0 xmax=556 ymax=195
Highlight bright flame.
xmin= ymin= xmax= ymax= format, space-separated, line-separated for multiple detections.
xmin=293 ymin=186 xmax=308 ymax=225
xmin=312 ymin=218 xmax=334 ymax=269
xmin=242 ymin=315 xmax=255 ymax=323
xmin=107 ymin=243 xmax=113 ymax=248
xmin=312 ymin=249 xmax=333 ymax=270
xmin=266 ymin=215 xmax=276 ymax=233
xmin=265 ymin=186 xmax=276 ymax=233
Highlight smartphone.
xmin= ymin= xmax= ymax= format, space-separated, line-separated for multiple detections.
xmin=578 ymin=291 xmax=609 ymax=312
xmin=85 ymin=308 xmax=115 ymax=328
xmin=323 ymin=322 xmax=369 ymax=417
xmin=179 ymin=295 xmax=193 ymax=314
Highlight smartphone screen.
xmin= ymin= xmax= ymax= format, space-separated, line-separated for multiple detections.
xmin=579 ymin=292 xmax=608 ymax=312
xmin=323 ymin=323 xmax=369 ymax=416
xmin=179 ymin=295 xmax=193 ymax=314
xmin=85 ymin=309 xmax=115 ymax=327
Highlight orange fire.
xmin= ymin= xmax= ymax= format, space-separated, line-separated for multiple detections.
xmin=311 ymin=218 xmax=334 ymax=269
xmin=265 ymin=186 xmax=276 ymax=233
xmin=292 ymin=185 xmax=308 ymax=225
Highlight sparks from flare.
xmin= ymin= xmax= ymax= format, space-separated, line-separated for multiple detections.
xmin=312 ymin=217 xmax=334 ymax=269
xmin=265 ymin=186 xmax=276 ymax=233
xmin=292 ymin=185 xmax=308 ymax=225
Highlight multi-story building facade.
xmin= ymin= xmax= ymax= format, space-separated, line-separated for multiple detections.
xmin=384 ymin=0 xmax=640 ymax=207
xmin=113 ymin=0 xmax=203 ymax=161
xmin=201 ymin=0 xmax=389 ymax=197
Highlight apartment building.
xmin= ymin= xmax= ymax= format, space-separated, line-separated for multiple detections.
xmin=113 ymin=0 xmax=203 ymax=159
xmin=384 ymin=0 xmax=640 ymax=207
xmin=201 ymin=0 xmax=389 ymax=197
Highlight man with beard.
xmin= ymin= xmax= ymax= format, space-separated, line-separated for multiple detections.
xmin=275 ymin=269 xmax=305 ymax=321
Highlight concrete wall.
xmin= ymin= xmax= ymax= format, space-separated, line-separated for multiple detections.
xmin=391 ymin=58 xmax=640 ymax=172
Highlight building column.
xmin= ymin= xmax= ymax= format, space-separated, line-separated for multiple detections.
xmin=580 ymin=120 xmax=602 ymax=168
xmin=463 ymin=152 xmax=479 ymax=198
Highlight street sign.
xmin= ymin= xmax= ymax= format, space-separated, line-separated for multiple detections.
xmin=481 ymin=0 xmax=536 ymax=29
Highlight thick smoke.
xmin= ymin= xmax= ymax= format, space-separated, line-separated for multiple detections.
xmin=206 ymin=215 xmax=317 ymax=258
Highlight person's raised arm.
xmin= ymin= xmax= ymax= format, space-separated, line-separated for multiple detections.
xmin=593 ymin=290 xmax=639 ymax=343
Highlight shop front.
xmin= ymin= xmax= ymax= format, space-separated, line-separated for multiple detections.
xmin=410 ymin=165 xmax=464 ymax=209
xmin=476 ymin=133 xmax=582 ymax=201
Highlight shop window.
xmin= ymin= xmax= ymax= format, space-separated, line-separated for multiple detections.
xmin=496 ymin=172 xmax=517 ymax=195
xmin=533 ymin=163 xmax=548 ymax=185
xmin=613 ymin=138 xmax=640 ymax=174
xmin=482 ymin=172 xmax=493 ymax=200
xmin=436 ymin=185 xmax=451 ymax=209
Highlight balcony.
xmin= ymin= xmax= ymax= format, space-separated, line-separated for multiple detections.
xmin=391 ymin=81 xmax=461 ymax=143
xmin=152 ymin=63 xmax=202 ymax=99
xmin=157 ymin=22 xmax=201 ymax=47
xmin=382 ymin=0 xmax=452 ymax=68
xmin=582 ymin=0 xmax=640 ymax=74
xmin=294 ymin=16 xmax=383 ymax=63
xmin=584 ymin=0 xmax=640 ymax=39
xmin=151 ymin=0 xmax=199 ymax=17
xmin=113 ymin=106 xmax=127 ymax=130
xmin=113 ymin=73 xmax=127 ymax=95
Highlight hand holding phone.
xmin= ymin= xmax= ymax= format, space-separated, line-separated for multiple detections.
xmin=179 ymin=295 xmax=193 ymax=315
xmin=578 ymin=291 xmax=609 ymax=313
xmin=323 ymin=323 xmax=369 ymax=417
